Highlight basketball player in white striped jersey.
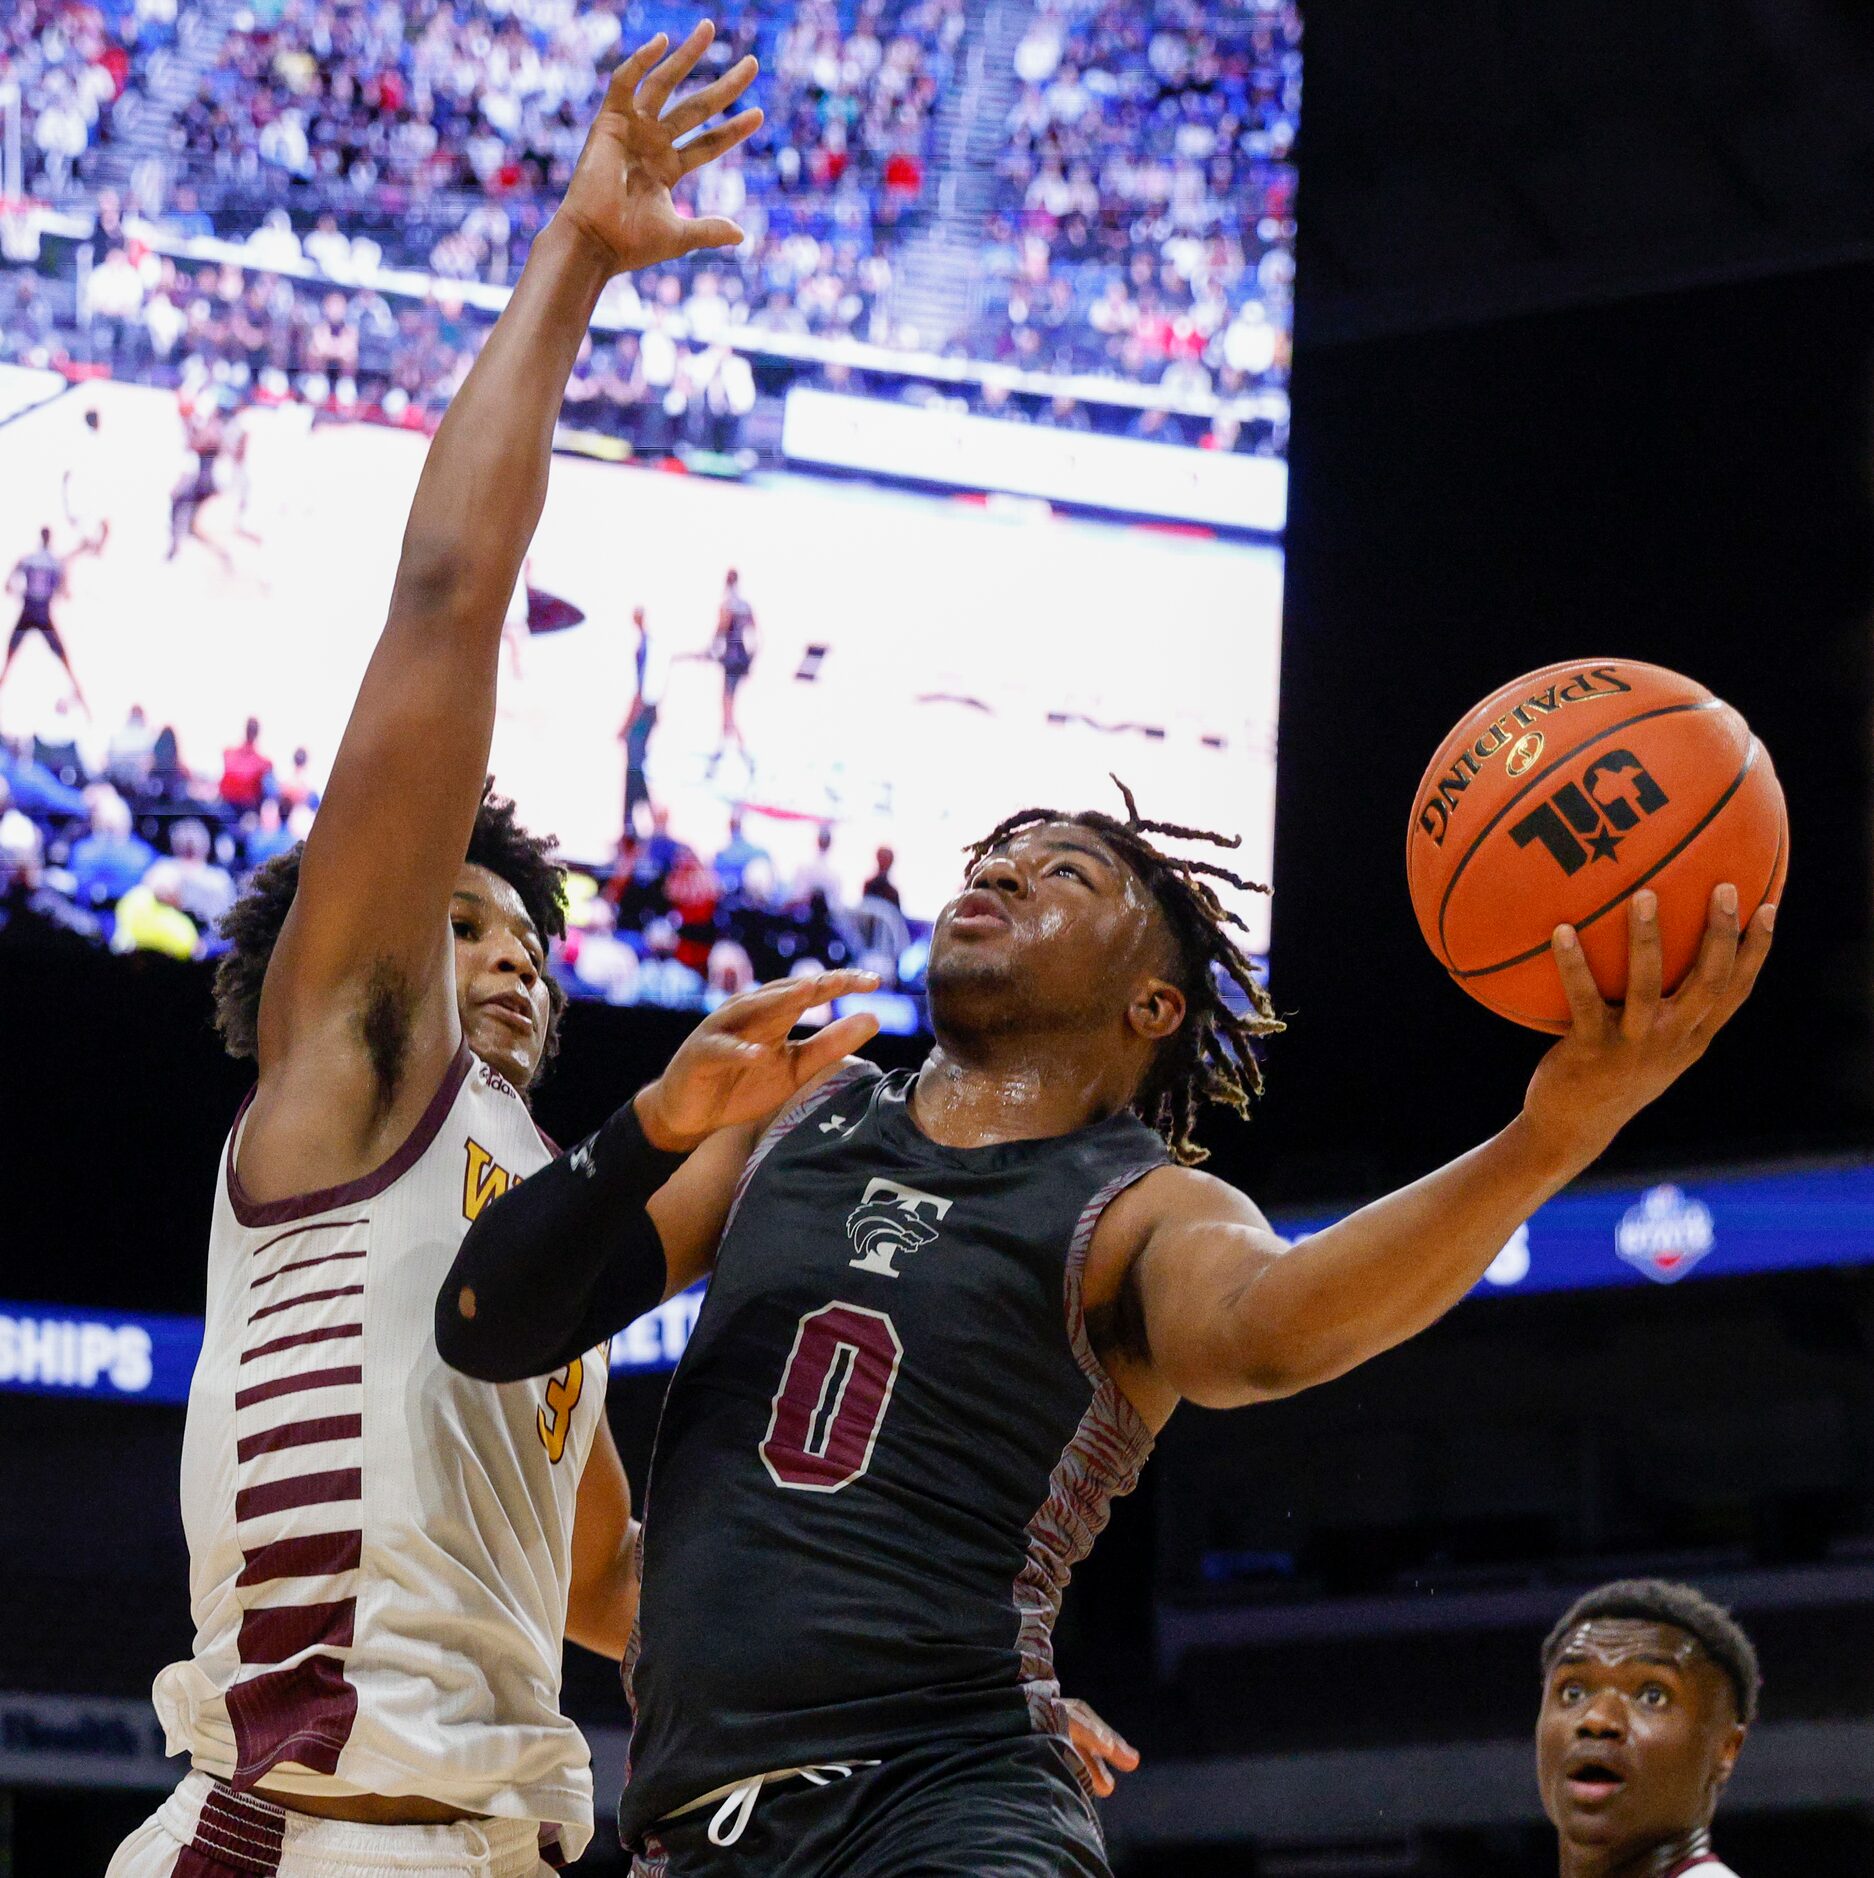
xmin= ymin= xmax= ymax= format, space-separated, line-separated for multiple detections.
xmin=107 ymin=27 xmax=778 ymax=1878
xmin=1538 ymin=1580 xmax=1760 ymax=1878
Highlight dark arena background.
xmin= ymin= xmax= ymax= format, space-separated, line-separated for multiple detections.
xmin=4 ymin=0 xmax=1874 ymax=1872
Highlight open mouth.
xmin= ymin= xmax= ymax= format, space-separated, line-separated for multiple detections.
xmin=1563 ymin=1762 xmax=1626 ymax=1803
xmin=947 ymin=889 xmax=1011 ymax=932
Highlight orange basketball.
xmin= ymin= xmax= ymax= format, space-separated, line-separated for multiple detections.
xmin=1406 ymin=659 xmax=1789 ymax=1031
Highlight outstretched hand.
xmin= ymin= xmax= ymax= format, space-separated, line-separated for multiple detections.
xmin=557 ymin=22 xmax=763 ymax=275
xmin=636 ymin=970 xmax=882 ymax=1153
xmin=1522 ymin=884 xmax=1774 ymax=1171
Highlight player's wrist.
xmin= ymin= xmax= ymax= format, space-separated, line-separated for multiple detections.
xmin=1505 ymin=1102 xmax=1612 ymax=1187
xmin=536 ymin=212 xmax=624 ymax=294
xmin=632 ymin=1082 xmax=709 ymax=1157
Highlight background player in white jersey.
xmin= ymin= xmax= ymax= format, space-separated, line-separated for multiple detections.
xmin=1538 ymin=1579 xmax=1760 ymax=1878
xmin=108 ymin=26 xmax=773 ymax=1878
xmin=62 ymin=405 xmax=112 ymax=552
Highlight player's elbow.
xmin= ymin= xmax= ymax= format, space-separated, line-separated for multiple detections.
xmin=433 ymin=1279 xmax=531 ymax=1384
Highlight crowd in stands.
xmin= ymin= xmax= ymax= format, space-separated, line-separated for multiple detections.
xmin=984 ymin=0 xmax=1300 ymax=394
xmin=1 ymin=233 xmax=1278 ymax=454
xmin=5 ymin=0 xmax=174 ymax=194
xmin=0 ymin=706 xmax=930 ymax=1019
xmin=158 ymin=0 xmax=956 ymax=339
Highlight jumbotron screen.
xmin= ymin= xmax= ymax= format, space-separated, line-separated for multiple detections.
xmin=0 ymin=0 xmax=1299 ymax=1025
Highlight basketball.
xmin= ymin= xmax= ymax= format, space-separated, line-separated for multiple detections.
xmin=1407 ymin=658 xmax=1789 ymax=1031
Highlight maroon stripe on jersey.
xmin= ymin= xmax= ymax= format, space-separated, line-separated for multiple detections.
xmin=1013 ymin=1162 xmax=1162 ymax=1771
xmin=235 ymin=1469 xmax=360 ymax=1521
xmin=226 ymin=1654 xmax=357 ymax=1785
xmin=175 ymin=1781 xmax=285 ymax=1875
xmin=233 ymin=1364 xmax=360 ymax=1410
xmin=239 ymin=1323 xmax=361 ymax=1365
xmin=236 ymin=1415 xmax=361 ymax=1463
xmin=247 ymin=1283 xmax=364 ymax=1324
xmin=226 ymin=1039 xmax=472 ymax=1228
xmin=238 ymin=1598 xmax=355 ymax=1665
xmin=249 ymin=1219 xmax=366 ymax=1265
xmin=238 ymin=1530 xmax=362 ymax=1587
xmin=250 ymin=1247 xmax=366 ymax=1289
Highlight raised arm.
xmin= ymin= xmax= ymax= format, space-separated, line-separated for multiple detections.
xmin=437 ymin=971 xmax=880 ymax=1382
xmin=254 ymin=26 xmax=761 ymax=1106
xmin=1120 ymin=888 xmax=1773 ymax=1413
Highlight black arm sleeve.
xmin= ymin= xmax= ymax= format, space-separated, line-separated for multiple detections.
xmin=434 ymin=1097 xmax=688 ymax=1383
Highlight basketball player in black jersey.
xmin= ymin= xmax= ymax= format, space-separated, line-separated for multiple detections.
xmin=168 ymin=392 xmax=234 ymax=567
xmin=3 ymin=526 xmax=90 ymax=710
xmin=443 ymin=788 xmax=1774 ymax=1870
xmin=1539 ymin=1580 xmax=1758 ymax=1878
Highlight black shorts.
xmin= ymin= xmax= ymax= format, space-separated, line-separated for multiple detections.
xmin=9 ymin=611 xmax=64 ymax=659
xmin=630 ymin=1735 xmax=1110 ymax=1878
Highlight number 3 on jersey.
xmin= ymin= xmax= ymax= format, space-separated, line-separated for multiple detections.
xmin=761 ymin=1303 xmax=902 ymax=1492
xmin=537 ymin=1356 xmax=584 ymax=1464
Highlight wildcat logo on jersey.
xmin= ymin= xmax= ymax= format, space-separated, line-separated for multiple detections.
xmin=847 ymin=1178 xmax=953 ymax=1278
xmin=462 ymin=1139 xmax=523 ymax=1222
xmin=1508 ymin=749 xmax=1669 ymax=877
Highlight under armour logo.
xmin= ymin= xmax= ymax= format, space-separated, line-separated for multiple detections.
xmin=846 ymin=1178 xmax=952 ymax=1278
xmin=819 ymin=1115 xmax=847 ymax=1134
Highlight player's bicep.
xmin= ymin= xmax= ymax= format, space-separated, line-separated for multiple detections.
xmin=259 ymin=607 xmax=496 ymax=1057
xmin=1132 ymin=1182 xmax=1292 ymax=1410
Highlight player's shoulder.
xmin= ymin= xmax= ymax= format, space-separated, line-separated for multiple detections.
xmin=1126 ymin=1161 xmax=1275 ymax=1231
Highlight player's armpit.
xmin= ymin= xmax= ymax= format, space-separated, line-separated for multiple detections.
xmin=566 ymin=1415 xmax=637 ymax=1661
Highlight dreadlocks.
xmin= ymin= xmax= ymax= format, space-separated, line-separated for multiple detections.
xmin=962 ymin=777 xmax=1282 ymax=1166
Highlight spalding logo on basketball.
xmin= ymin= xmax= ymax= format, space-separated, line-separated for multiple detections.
xmin=1407 ymin=659 xmax=1789 ymax=1031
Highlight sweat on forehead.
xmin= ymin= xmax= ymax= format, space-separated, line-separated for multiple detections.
xmin=1557 ymin=1618 xmax=1705 ymax=1666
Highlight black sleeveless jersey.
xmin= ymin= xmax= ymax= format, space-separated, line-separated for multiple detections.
xmin=617 ymin=1062 xmax=1168 ymax=1847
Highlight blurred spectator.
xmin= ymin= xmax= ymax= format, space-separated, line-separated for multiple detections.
xmin=67 ymin=784 xmax=156 ymax=907
xmin=862 ymin=844 xmax=901 ymax=907
xmin=167 ymin=816 xmax=234 ymax=925
xmin=107 ymin=703 xmax=157 ymax=790
xmin=1 ymin=804 xmax=99 ymax=943
xmin=242 ymin=795 xmax=295 ymax=869
xmin=219 ymin=715 xmax=273 ymax=811
xmin=113 ymin=858 xmax=197 ymax=958
xmin=715 ymin=811 xmax=771 ymax=899
xmin=278 ymin=746 xmax=320 ymax=814
xmin=789 ymin=823 xmax=843 ymax=910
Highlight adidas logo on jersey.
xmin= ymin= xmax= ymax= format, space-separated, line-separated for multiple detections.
xmin=846 ymin=1178 xmax=952 ymax=1278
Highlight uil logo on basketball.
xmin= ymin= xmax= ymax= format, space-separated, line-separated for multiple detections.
xmin=1509 ymin=749 xmax=1668 ymax=877
xmin=847 ymin=1178 xmax=952 ymax=1278
xmin=1615 ymin=1185 xmax=1715 ymax=1284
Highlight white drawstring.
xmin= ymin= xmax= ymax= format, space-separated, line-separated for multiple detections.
xmin=695 ymin=1762 xmax=878 ymax=1846
xmin=707 ymin=1778 xmax=764 ymax=1846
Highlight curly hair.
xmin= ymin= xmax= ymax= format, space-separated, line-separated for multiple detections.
xmin=962 ymin=777 xmax=1283 ymax=1165
xmin=213 ymin=783 xmax=568 ymax=1080
xmin=1542 ymin=1579 xmax=1762 ymax=1725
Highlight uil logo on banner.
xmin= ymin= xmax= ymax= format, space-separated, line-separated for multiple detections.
xmin=1510 ymin=749 xmax=1668 ymax=877
xmin=847 ymin=1178 xmax=953 ymax=1278
xmin=1616 ymin=1185 xmax=1715 ymax=1284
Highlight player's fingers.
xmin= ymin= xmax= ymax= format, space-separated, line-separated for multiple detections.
xmin=638 ymin=18 xmax=715 ymax=114
xmin=677 ymin=212 xmax=750 ymax=254
xmin=1618 ymin=889 xmax=1662 ymax=1041
xmin=677 ymin=109 xmax=764 ymax=176
xmin=663 ymin=55 xmax=759 ymax=136
xmin=1668 ymin=883 xmax=1741 ymax=1029
xmin=721 ymin=969 xmax=880 ymax=1037
xmin=605 ymin=34 xmax=669 ymax=107
xmin=1551 ymin=925 xmax=1609 ymax=1038
xmin=1697 ymin=901 xmax=1776 ymax=1036
xmin=790 ymin=1010 xmax=881 ymax=1080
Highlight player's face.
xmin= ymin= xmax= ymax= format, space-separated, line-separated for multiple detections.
xmin=928 ymin=824 xmax=1182 ymax=1041
xmin=451 ymin=864 xmax=551 ymax=1088
xmin=1537 ymin=1620 xmax=1743 ymax=1862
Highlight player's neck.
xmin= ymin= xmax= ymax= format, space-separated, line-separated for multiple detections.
xmin=1559 ymin=1825 xmax=1715 ymax=1878
xmin=911 ymin=1038 xmax=1129 ymax=1148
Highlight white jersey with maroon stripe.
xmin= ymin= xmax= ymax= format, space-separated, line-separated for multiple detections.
xmin=151 ymin=1042 xmax=606 ymax=1857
